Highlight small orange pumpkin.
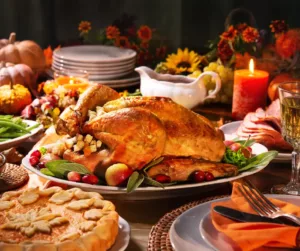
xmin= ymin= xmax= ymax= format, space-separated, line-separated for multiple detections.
xmin=0 ymin=84 xmax=32 ymax=114
xmin=268 ymin=73 xmax=300 ymax=101
xmin=0 ymin=62 xmax=36 ymax=92
xmin=0 ymin=33 xmax=46 ymax=71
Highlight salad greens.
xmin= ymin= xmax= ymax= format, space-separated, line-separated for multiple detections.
xmin=223 ymin=138 xmax=278 ymax=172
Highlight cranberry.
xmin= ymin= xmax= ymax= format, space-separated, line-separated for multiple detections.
xmin=192 ymin=171 xmax=206 ymax=182
xmin=31 ymin=150 xmax=41 ymax=159
xmin=205 ymin=172 xmax=215 ymax=181
xmin=229 ymin=143 xmax=241 ymax=152
xmin=36 ymin=162 xmax=46 ymax=170
xmin=82 ymin=174 xmax=99 ymax=185
xmin=29 ymin=156 xmax=39 ymax=166
xmin=67 ymin=171 xmax=81 ymax=182
xmin=155 ymin=174 xmax=171 ymax=183
xmin=224 ymin=140 xmax=235 ymax=147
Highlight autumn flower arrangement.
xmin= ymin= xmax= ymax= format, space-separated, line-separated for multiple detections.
xmin=78 ymin=14 xmax=167 ymax=68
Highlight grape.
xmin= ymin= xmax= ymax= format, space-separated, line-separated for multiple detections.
xmin=208 ymin=62 xmax=218 ymax=71
xmin=202 ymin=61 xmax=234 ymax=104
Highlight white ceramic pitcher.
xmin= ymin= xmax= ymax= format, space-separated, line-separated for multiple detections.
xmin=135 ymin=66 xmax=221 ymax=109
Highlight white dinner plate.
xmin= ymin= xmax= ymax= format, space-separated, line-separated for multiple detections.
xmin=22 ymin=142 xmax=269 ymax=200
xmin=52 ymin=66 xmax=133 ymax=80
xmin=53 ymin=57 xmax=136 ymax=68
xmin=54 ymin=45 xmax=136 ymax=63
xmin=52 ymin=61 xmax=135 ymax=73
xmin=219 ymin=121 xmax=292 ymax=161
xmin=0 ymin=120 xmax=43 ymax=152
xmin=170 ymin=194 xmax=300 ymax=251
xmin=110 ymin=216 xmax=130 ymax=251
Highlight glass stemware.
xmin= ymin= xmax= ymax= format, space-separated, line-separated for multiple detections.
xmin=272 ymin=82 xmax=300 ymax=195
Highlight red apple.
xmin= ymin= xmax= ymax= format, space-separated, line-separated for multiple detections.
xmin=105 ymin=164 xmax=133 ymax=186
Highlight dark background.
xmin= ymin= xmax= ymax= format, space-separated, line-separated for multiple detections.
xmin=0 ymin=0 xmax=299 ymax=52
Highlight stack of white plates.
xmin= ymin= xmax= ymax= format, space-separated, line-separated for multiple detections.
xmin=52 ymin=45 xmax=139 ymax=88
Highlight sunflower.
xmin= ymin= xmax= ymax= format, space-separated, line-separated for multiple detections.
xmin=78 ymin=21 xmax=92 ymax=34
xmin=137 ymin=25 xmax=152 ymax=42
xmin=106 ymin=25 xmax=120 ymax=39
xmin=164 ymin=48 xmax=201 ymax=75
xmin=220 ymin=25 xmax=237 ymax=41
xmin=242 ymin=27 xmax=259 ymax=43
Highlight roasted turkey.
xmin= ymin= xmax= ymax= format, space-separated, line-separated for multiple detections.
xmin=55 ymin=84 xmax=236 ymax=181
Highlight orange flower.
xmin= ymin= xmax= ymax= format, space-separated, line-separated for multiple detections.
xmin=276 ymin=29 xmax=300 ymax=58
xmin=43 ymin=45 xmax=61 ymax=67
xmin=220 ymin=25 xmax=237 ymax=41
xmin=242 ymin=27 xmax=259 ymax=43
xmin=137 ymin=25 xmax=152 ymax=42
xmin=78 ymin=21 xmax=91 ymax=33
xmin=115 ymin=36 xmax=131 ymax=48
xmin=106 ymin=25 xmax=120 ymax=39
xmin=217 ymin=39 xmax=233 ymax=62
xmin=156 ymin=46 xmax=167 ymax=58
xmin=270 ymin=20 xmax=288 ymax=34
xmin=236 ymin=23 xmax=248 ymax=33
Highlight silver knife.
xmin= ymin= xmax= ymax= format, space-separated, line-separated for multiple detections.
xmin=213 ymin=206 xmax=296 ymax=226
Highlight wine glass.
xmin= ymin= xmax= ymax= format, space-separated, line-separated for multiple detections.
xmin=272 ymin=82 xmax=300 ymax=195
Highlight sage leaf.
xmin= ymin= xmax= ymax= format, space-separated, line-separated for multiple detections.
xmin=238 ymin=151 xmax=278 ymax=172
xmin=47 ymin=162 xmax=91 ymax=178
xmin=143 ymin=176 xmax=164 ymax=188
xmin=40 ymin=168 xmax=55 ymax=177
xmin=127 ymin=171 xmax=144 ymax=193
xmin=143 ymin=157 xmax=164 ymax=172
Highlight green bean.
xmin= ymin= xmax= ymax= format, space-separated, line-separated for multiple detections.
xmin=0 ymin=132 xmax=27 ymax=138
xmin=0 ymin=127 xmax=9 ymax=134
xmin=0 ymin=115 xmax=13 ymax=119
xmin=0 ymin=121 xmax=30 ymax=133
xmin=26 ymin=123 xmax=40 ymax=131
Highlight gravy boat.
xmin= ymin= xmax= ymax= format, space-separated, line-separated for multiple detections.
xmin=135 ymin=66 xmax=221 ymax=109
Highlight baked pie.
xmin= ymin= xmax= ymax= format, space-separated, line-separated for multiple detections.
xmin=0 ymin=187 xmax=119 ymax=250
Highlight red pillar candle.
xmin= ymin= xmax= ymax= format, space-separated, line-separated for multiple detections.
xmin=232 ymin=59 xmax=269 ymax=120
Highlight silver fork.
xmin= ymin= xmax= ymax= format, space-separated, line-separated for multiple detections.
xmin=237 ymin=179 xmax=300 ymax=226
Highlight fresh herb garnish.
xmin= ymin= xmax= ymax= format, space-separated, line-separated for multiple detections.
xmin=127 ymin=171 xmax=145 ymax=193
xmin=40 ymin=168 xmax=55 ymax=177
xmin=223 ymin=148 xmax=249 ymax=168
xmin=238 ymin=151 xmax=278 ymax=172
xmin=45 ymin=160 xmax=91 ymax=178
xmin=223 ymin=137 xmax=278 ymax=172
xmin=39 ymin=147 xmax=47 ymax=155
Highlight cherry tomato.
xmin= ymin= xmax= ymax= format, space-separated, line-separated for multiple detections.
xmin=224 ymin=140 xmax=235 ymax=147
xmin=229 ymin=143 xmax=241 ymax=152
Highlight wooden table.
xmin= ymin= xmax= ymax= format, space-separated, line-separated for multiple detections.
xmin=16 ymin=103 xmax=291 ymax=250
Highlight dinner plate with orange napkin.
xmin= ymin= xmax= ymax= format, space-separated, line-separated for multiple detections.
xmin=169 ymin=182 xmax=300 ymax=251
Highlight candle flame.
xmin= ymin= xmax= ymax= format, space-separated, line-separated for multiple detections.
xmin=249 ymin=59 xmax=254 ymax=74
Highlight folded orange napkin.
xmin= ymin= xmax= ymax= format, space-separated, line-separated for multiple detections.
xmin=211 ymin=182 xmax=300 ymax=251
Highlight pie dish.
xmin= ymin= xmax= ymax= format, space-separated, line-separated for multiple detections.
xmin=0 ymin=186 xmax=119 ymax=250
